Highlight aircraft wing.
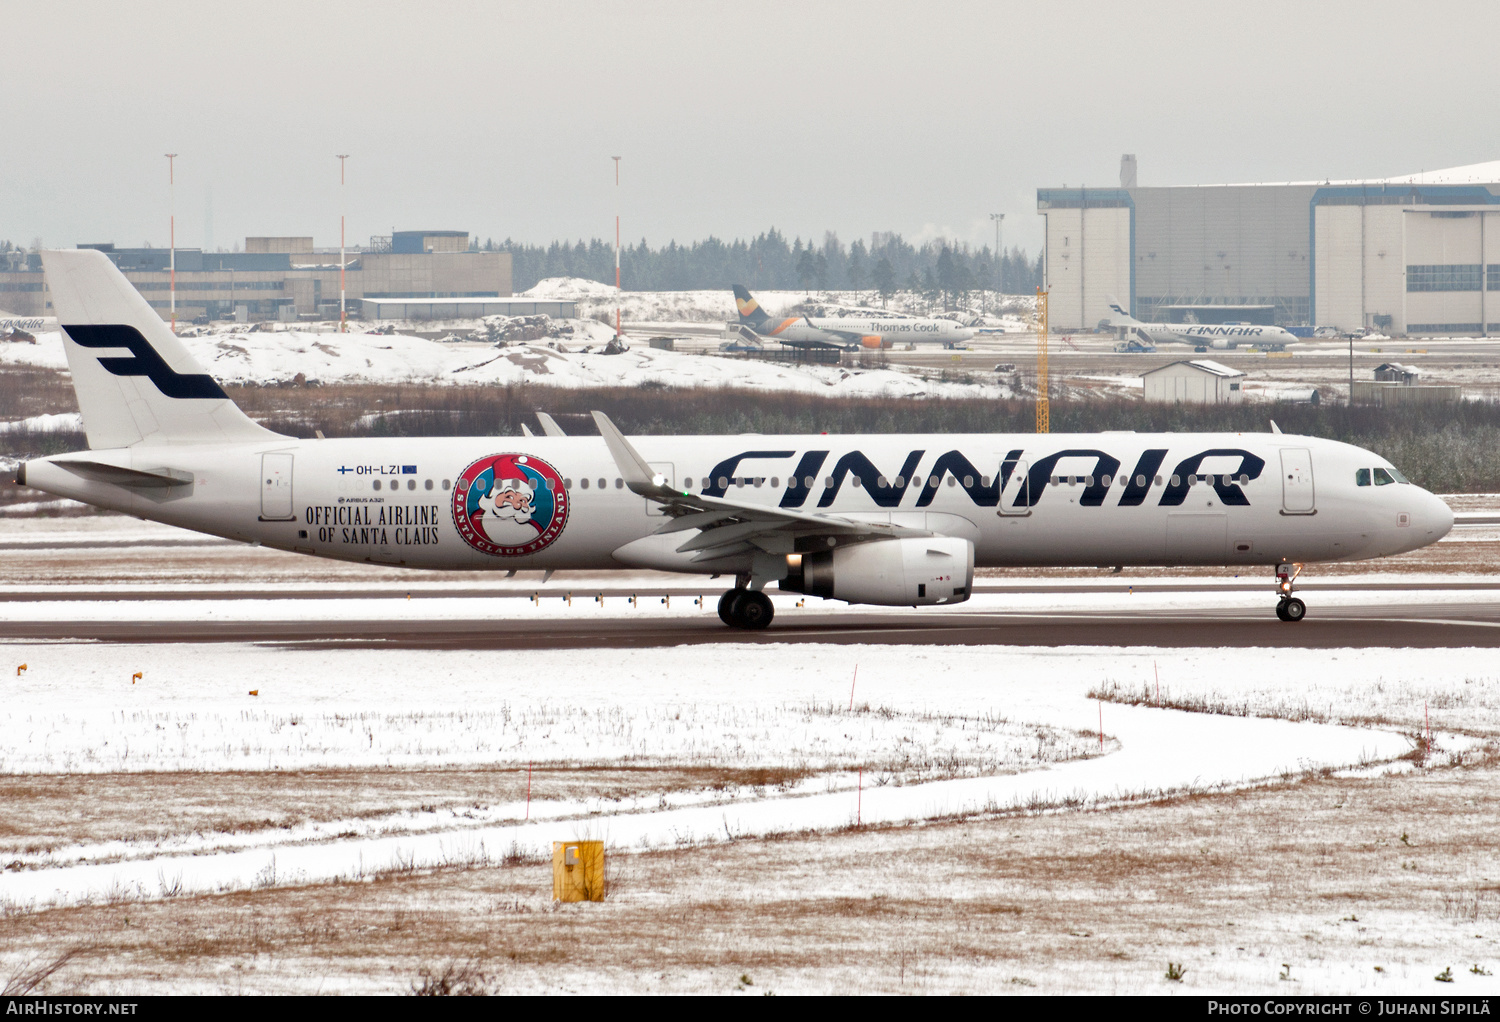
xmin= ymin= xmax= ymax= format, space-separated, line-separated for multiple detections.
xmin=592 ymin=411 xmax=929 ymax=560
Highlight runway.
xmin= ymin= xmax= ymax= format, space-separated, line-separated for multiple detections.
xmin=10 ymin=598 xmax=1500 ymax=648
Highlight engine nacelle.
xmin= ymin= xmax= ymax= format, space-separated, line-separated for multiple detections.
xmin=1209 ymin=337 xmax=1230 ymax=349
xmin=779 ymin=537 xmax=974 ymax=607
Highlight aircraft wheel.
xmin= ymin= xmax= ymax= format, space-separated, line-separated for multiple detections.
xmin=1281 ymin=597 xmax=1306 ymax=622
xmin=717 ymin=589 xmax=742 ymax=626
xmin=733 ymin=590 xmax=775 ymax=630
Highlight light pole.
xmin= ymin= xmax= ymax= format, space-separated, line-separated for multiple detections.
xmin=166 ymin=154 xmax=178 ymax=332
xmin=612 ymin=156 xmax=621 ymax=339
xmin=990 ymin=212 xmax=1005 ymax=294
xmin=337 ymin=154 xmax=349 ymax=332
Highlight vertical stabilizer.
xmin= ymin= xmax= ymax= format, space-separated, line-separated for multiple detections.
xmin=732 ymin=285 xmax=771 ymax=328
xmin=42 ymin=249 xmax=283 ymax=448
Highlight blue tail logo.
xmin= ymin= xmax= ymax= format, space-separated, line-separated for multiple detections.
xmin=63 ymin=324 xmax=228 ymax=400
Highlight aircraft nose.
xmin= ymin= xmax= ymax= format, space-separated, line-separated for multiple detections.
xmin=1427 ymin=491 xmax=1455 ymax=541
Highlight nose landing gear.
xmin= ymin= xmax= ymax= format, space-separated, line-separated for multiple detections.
xmin=716 ymin=587 xmax=775 ymax=630
xmin=1275 ymin=563 xmax=1306 ymax=622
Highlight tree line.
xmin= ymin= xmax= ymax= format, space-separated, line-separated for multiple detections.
xmin=476 ymin=230 xmax=1042 ymax=299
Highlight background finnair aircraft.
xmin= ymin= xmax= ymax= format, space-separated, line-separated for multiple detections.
xmin=1105 ymin=297 xmax=1299 ymax=350
xmin=733 ymin=285 xmax=975 ymax=349
xmin=0 ymin=310 xmax=57 ymax=339
xmin=20 ymin=250 xmax=1450 ymax=629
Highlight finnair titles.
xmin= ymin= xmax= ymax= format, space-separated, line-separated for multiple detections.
xmin=18 ymin=250 xmax=1451 ymax=629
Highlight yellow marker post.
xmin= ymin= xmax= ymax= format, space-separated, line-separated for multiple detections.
xmin=552 ymin=841 xmax=605 ymax=902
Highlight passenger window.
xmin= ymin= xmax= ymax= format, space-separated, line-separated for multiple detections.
xmin=717 ymin=476 xmax=728 ymax=489
xmin=946 ymin=476 xmax=956 ymax=487
xmin=684 ymin=477 xmax=693 ymax=489
xmin=963 ymin=475 xmax=974 ymax=487
xmin=1101 ymin=475 xmax=1113 ymax=487
xmin=1135 ymin=475 xmax=1146 ymax=487
xmin=877 ymin=476 xmax=889 ymax=488
xmin=1373 ymin=468 xmax=1396 ymax=486
xmin=580 ymin=478 xmax=590 ymax=489
xmin=1355 ymin=468 xmax=1371 ymax=487
xmin=981 ymin=476 xmax=991 ymax=487
xmin=408 ymin=478 xmax=416 ymax=490
xmin=805 ymin=476 xmax=815 ymax=488
xmin=1238 ymin=474 xmax=1249 ymax=485
xmin=564 ymin=478 xmax=573 ymax=489
xmin=425 ymin=479 xmax=434 ymax=491
xmin=615 ymin=478 xmax=624 ymax=489
xmin=1084 ymin=475 xmax=1094 ymax=487
xmin=852 ymin=476 xmax=863 ymax=488
xmin=1170 ymin=475 xmax=1180 ymax=487
xmin=770 ymin=477 xmax=779 ymax=488
xmin=599 ymin=478 xmax=608 ymax=489
xmin=1154 ymin=475 xmax=1163 ymax=486
xmin=823 ymin=476 xmax=833 ymax=488
xmin=442 ymin=479 xmax=451 ymax=490
xmin=894 ymin=476 xmax=905 ymax=488
xmin=372 ymin=479 xmax=381 ymax=490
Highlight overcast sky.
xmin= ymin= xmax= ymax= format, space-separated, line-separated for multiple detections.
xmin=6 ymin=1 xmax=1497 ymax=258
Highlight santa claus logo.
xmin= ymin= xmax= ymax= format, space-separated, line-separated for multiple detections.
xmin=452 ymin=454 xmax=570 ymax=556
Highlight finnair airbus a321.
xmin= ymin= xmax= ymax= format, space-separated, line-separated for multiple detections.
xmin=19 ymin=250 xmax=1451 ymax=629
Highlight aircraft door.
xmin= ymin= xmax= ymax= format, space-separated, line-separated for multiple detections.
xmin=260 ymin=453 xmax=295 ymax=521
xmin=997 ymin=461 xmax=1031 ymax=516
xmin=645 ymin=462 xmax=675 ymax=516
xmin=1280 ymin=449 xmax=1315 ymax=514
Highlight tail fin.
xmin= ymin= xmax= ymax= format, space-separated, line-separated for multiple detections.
xmin=1104 ymin=295 xmax=1140 ymax=325
xmin=42 ymin=249 xmax=282 ymax=449
xmin=733 ymin=284 xmax=770 ymax=327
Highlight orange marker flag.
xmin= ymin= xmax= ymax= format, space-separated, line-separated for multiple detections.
xmin=132 ymin=672 xmax=142 ymax=684
xmin=16 ymin=665 xmax=26 ymax=676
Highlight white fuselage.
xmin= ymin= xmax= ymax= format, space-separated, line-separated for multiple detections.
xmin=1135 ymin=323 xmax=1300 ymax=349
xmin=755 ymin=316 xmax=975 ymax=348
xmin=23 ymin=432 xmax=1451 ymax=574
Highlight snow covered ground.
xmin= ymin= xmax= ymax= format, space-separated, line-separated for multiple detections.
xmin=0 ymin=635 xmax=1424 ymax=912
xmin=0 ymin=326 xmax=1014 ymax=399
xmin=519 ymin=277 xmax=1036 ymax=329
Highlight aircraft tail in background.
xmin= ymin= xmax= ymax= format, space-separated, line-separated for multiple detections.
xmin=733 ymin=285 xmax=771 ymax=328
xmin=1104 ymin=295 xmax=1141 ymax=326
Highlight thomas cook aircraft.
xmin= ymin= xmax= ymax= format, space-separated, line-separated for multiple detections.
xmin=18 ymin=249 xmax=1451 ymax=629
xmin=733 ymin=285 xmax=975 ymax=349
xmin=1105 ymin=297 xmax=1300 ymax=351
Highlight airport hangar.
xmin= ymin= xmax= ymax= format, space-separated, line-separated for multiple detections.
xmin=1037 ymin=155 xmax=1500 ymax=336
xmin=0 ymin=231 xmax=579 ymax=322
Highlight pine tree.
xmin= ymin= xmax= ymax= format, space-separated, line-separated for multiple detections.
xmin=872 ymin=257 xmax=896 ymax=307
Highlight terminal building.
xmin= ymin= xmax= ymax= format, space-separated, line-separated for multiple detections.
xmin=1038 ymin=156 xmax=1500 ymax=336
xmin=0 ymin=230 xmax=516 ymax=322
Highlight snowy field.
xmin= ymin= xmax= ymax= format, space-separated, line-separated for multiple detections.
xmin=0 ymin=324 xmax=1015 ymax=400
xmin=0 ymin=636 xmax=1427 ymax=913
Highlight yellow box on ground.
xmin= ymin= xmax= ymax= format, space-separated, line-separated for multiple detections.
xmin=553 ymin=840 xmax=605 ymax=902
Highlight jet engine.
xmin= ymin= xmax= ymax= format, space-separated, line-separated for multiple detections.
xmin=779 ymin=537 xmax=974 ymax=607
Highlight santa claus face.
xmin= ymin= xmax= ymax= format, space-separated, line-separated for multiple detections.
xmin=476 ymin=478 xmax=537 ymax=544
xmin=452 ymin=454 xmax=570 ymax=557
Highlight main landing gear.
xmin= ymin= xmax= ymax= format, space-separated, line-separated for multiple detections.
xmin=717 ymin=587 xmax=774 ymax=630
xmin=1275 ymin=563 xmax=1306 ymax=622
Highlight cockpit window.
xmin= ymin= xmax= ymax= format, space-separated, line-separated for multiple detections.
xmin=1388 ymin=466 xmax=1410 ymax=483
xmin=1373 ymin=467 xmax=1397 ymax=486
xmin=1355 ymin=468 xmax=1371 ymax=487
